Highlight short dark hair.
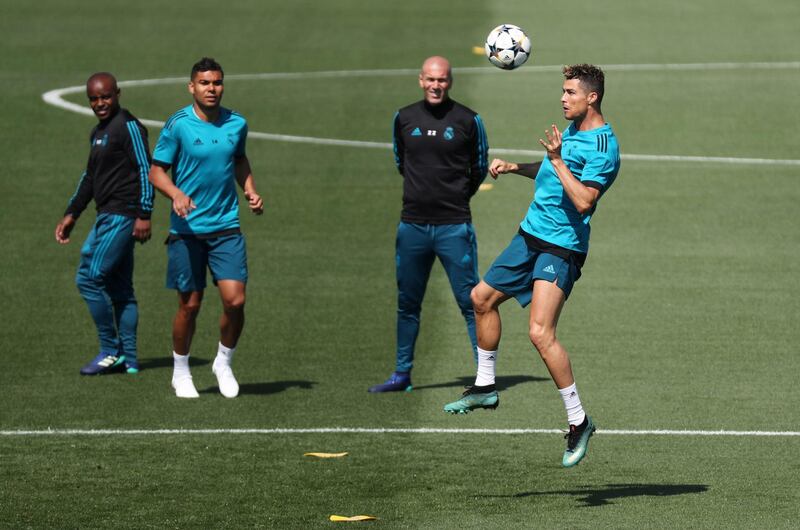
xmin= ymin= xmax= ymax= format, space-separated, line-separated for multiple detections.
xmin=563 ymin=64 xmax=604 ymax=105
xmin=191 ymin=57 xmax=224 ymax=80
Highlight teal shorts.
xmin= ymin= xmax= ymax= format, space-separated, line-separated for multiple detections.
xmin=166 ymin=232 xmax=247 ymax=292
xmin=483 ymin=233 xmax=583 ymax=306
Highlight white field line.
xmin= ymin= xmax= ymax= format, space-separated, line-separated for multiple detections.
xmin=41 ymin=62 xmax=800 ymax=168
xmin=1 ymin=428 xmax=799 ymax=437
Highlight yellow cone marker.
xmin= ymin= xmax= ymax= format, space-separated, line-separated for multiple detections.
xmin=472 ymin=45 xmax=485 ymax=55
xmin=304 ymin=452 xmax=348 ymax=458
xmin=478 ymin=182 xmax=494 ymax=191
xmin=330 ymin=515 xmax=377 ymax=522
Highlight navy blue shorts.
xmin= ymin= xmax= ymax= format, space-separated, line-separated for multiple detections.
xmin=166 ymin=233 xmax=247 ymax=292
xmin=483 ymin=233 xmax=582 ymax=306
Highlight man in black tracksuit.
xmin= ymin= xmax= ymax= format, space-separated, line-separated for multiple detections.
xmin=55 ymin=72 xmax=153 ymax=375
xmin=369 ymin=56 xmax=489 ymax=392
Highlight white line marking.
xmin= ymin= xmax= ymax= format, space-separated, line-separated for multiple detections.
xmin=1 ymin=428 xmax=798 ymax=437
xmin=41 ymin=62 xmax=800 ymax=167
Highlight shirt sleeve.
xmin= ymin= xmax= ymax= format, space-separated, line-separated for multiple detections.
xmin=580 ymin=152 xmax=617 ymax=193
xmin=64 ymin=168 xmax=93 ymax=219
xmin=468 ymin=114 xmax=489 ymax=196
xmin=392 ymin=111 xmax=404 ymax=175
xmin=235 ymin=121 xmax=248 ymax=158
xmin=152 ymin=123 xmax=179 ymax=168
xmin=125 ymin=120 xmax=154 ymax=219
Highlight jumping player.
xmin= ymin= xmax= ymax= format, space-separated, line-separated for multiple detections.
xmin=443 ymin=64 xmax=620 ymax=467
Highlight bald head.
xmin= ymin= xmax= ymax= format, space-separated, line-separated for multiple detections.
xmin=419 ymin=56 xmax=452 ymax=106
xmin=86 ymin=72 xmax=120 ymax=121
xmin=421 ymin=56 xmax=452 ymax=79
xmin=86 ymin=72 xmax=118 ymax=92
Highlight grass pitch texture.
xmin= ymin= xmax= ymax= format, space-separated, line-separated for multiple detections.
xmin=1 ymin=0 xmax=799 ymax=527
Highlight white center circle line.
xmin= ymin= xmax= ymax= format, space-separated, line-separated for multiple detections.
xmin=42 ymin=62 xmax=800 ymax=167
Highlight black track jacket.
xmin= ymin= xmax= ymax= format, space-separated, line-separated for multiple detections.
xmin=392 ymin=99 xmax=489 ymax=224
xmin=65 ymin=108 xmax=153 ymax=220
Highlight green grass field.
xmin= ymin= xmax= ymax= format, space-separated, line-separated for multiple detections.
xmin=2 ymin=0 xmax=799 ymax=527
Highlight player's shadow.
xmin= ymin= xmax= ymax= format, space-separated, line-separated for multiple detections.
xmin=413 ymin=374 xmax=548 ymax=392
xmin=136 ymin=357 xmax=210 ymax=371
xmin=482 ymin=483 xmax=709 ymax=507
xmin=239 ymin=380 xmax=317 ymax=395
xmin=199 ymin=380 xmax=317 ymax=395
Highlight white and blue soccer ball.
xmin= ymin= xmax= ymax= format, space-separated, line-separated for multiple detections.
xmin=484 ymin=24 xmax=532 ymax=70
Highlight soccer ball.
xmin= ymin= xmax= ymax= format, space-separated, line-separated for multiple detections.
xmin=484 ymin=24 xmax=531 ymax=70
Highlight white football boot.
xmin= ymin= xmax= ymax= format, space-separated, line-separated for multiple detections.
xmin=212 ymin=361 xmax=239 ymax=398
xmin=172 ymin=374 xmax=200 ymax=399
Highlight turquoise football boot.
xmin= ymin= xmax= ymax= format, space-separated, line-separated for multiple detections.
xmin=443 ymin=385 xmax=499 ymax=414
xmin=562 ymin=415 xmax=596 ymax=467
xmin=124 ymin=357 xmax=139 ymax=374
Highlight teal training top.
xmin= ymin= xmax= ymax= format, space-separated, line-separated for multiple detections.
xmin=520 ymin=122 xmax=620 ymax=254
xmin=153 ymin=105 xmax=248 ymax=235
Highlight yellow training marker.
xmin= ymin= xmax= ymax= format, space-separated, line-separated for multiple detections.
xmin=478 ymin=182 xmax=494 ymax=191
xmin=304 ymin=452 xmax=348 ymax=458
xmin=472 ymin=45 xmax=485 ymax=55
xmin=330 ymin=515 xmax=377 ymax=522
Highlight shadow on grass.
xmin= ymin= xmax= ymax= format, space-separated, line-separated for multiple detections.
xmin=414 ymin=374 xmax=548 ymax=392
xmin=199 ymin=380 xmax=317 ymax=395
xmin=482 ymin=483 xmax=709 ymax=507
xmin=135 ymin=357 xmax=210 ymax=371
xmin=83 ymin=356 xmax=210 ymax=375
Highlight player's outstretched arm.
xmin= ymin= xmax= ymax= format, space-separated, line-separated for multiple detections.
xmin=55 ymin=214 xmax=76 ymax=244
xmin=148 ymin=163 xmax=196 ymax=219
xmin=489 ymin=158 xmax=541 ymax=179
xmin=235 ymin=156 xmax=263 ymax=215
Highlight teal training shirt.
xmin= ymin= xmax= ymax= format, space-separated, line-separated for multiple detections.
xmin=520 ymin=122 xmax=620 ymax=254
xmin=153 ymin=105 xmax=248 ymax=235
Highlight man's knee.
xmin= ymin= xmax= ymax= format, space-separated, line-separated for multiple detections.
xmin=222 ymin=293 xmax=245 ymax=313
xmin=76 ymin=267 xmax=102 ymax=292
xmin=178 ymin=297 xmax=203 ymax=319
xmin=453 ymin=285 xmax=475 ymax=313
xmin=397 ymin=290 xmax=423 ymax=314
xmin=528 ymin=322 xmax=555 ymax=353
xmin=216 ymin=280 xmax=246 ymax=313
xmin=470 ymin=282 xmax=500 ymax=314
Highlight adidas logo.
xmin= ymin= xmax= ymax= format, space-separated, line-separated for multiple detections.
xmin=98 ymin=355 xmax=120 ymax=367
xmin=193 ymin=138 xmax=203 ymax=145
xmin=543 ymin=264 xmax=556 ymax=274
xmin=411 ymin=127 xmax=422 ymax=136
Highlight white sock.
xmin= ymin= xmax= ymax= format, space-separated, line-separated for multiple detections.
xmin=215 ymin=342 xmax=235 ymax=367
xmin=474 ymin=347 xmax=497 ymax=387
xmin=559 ymin=383 xmax=586 ymax=426
xmin=173 ymin=351 xmax=191 ymax=379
